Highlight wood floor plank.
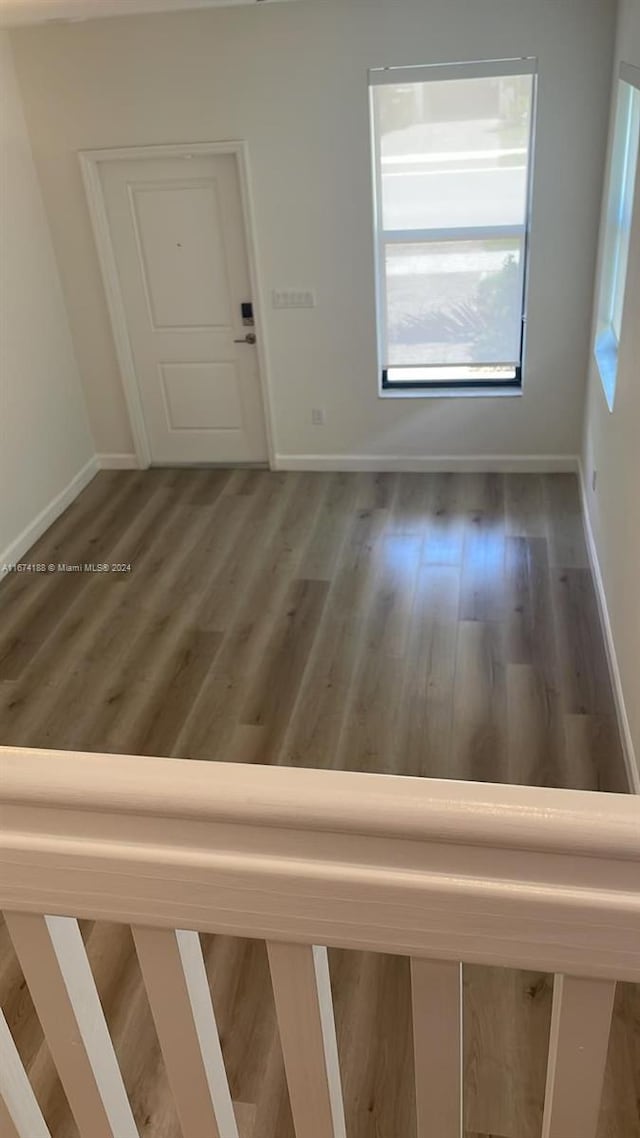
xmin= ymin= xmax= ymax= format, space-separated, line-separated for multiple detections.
xmin=177 ymin=478 xmax=332 ymax=763
xmin=335 ymin=534 xmax=422 ymax=773
xmin=458 ymin=474 xmax=506 ymax=623
xmin=188 ymin=468 xmax=233 ymax=506
xmin=506 ymin=664 xmax=564 ymax=788
xmin=75 ymin=607 xmax=198 ymax=754
xmin=298 ymin=472 xmax=357 ymax=581
xmin=543 ymin=474 xmax=589 ymax=569
xmin=195 ymin=473 xmax=303 ymax=634
xmin=388 ymin=473 xmax=432 ymax=535
xmin=354 ymin=471 xmax=398 ymax=511
xmin=239 ymin=578 xmax=330 ymax=763
xmin=234 ymin=1103 xmax=257 ymax=1138
xmin=599 ymin=982 xmax=640 ymax=1136
xmin=563 ymin=713 xmax=627 ymax=793
xmin=505 ymin=473 xmax=547 ymax=539
xmin=451 ymin=621 xmax=508 ymax=783
xmin=465 ymin=967 xmax=551 ymax=1138
xmin=552 ymin=569 xmax=616 ymax=717
xmin=504 ymin=536 xmax=560 ymax=695
xmin=394 ymin=566 xmax=460 ymax=778
xmin=130 ymin=629 xmax=225 ymax=757
xmin=330 ymin=949 xmax=415 ymax=1138
xmin=278 ymin=608 xmax=364 ymax=771
xmin=504 ymin=536 xmax=537 ymax=667
xmin=278 ymin=508 xmax=386 ymax=770
xmin=422 ymin=473 xmax=467 ymax=566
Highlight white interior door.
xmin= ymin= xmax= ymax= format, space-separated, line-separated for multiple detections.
xmin=100 ymin=153 xmax=268 ymax=464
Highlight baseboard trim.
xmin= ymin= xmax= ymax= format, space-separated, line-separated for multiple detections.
xmin=0 ymin=456 xmax=99 ymax=574
xmin=98 ymin=453 xmax=140 ymax=470
xmin=578 ymin=461 xmax=640 ymax=794
xmin=274 ymin=454 xmax=579 ymax=473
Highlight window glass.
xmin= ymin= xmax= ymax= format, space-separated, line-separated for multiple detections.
xmin=370 ymin=62 xmax=537 ymax=390
xmin=385 ymin=239 xmax=524 ymax=368
xmin=595 ymin=72 xmax=640 ymax=411
xmin=377 ymin=76 xmax=533 ymax=232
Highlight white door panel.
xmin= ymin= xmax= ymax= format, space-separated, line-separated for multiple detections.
xmin=100 ymin=154 xmax=267 ymax=464
xmin=131 ymin=182 xmax=233 ymax=329
xmin=160 ymin=362 xmax=243 ymax=430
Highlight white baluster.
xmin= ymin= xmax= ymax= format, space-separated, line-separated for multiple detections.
xmin=411 ymin=958 xmax=463 ymax=1138
xmin=132 ymin=926 xmax=238 ymax=1138
xmin=4 ymin=913 xmax=137 ymax=1138
xmin=542 ymin=973 xmax=616 ymax=1138
xmin=267 ymin=942 xmax=346 ymax=1138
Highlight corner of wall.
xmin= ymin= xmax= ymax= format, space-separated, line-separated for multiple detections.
xmin=0 ymin=30 xmax=98 ymax=566
xmin=577 ymin=458 xmax=640 ymax=794
xmin=0 ymin=457 xmax=99 ymax=574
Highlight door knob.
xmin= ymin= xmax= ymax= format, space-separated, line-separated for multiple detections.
xmin=234 ymin=333 xmax=257 ymax=345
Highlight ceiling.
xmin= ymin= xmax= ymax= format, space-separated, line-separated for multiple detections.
xmin=0 ymin=0 xmax=288 ymax=28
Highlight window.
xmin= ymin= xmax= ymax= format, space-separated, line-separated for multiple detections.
xmin=594 ymin=63 xmax=640 ymax=411
xmin=369 ymin=59 xmax=537 ymax=392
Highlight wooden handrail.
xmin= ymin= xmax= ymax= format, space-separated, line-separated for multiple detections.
xmin=2 ymin=744 xmax=639 ymax=1138
xmin=2 ymin=745 xmax=640 ymax=982
xmin=1 ymin=745 xmax=639 ymax=857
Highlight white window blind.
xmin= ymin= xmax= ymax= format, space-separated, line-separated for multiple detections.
xmin=369 ymin=58 xmax=537 ymax=390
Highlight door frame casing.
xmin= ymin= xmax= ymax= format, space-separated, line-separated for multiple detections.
xmin=79 ymin=141 xmax=277 ymax=469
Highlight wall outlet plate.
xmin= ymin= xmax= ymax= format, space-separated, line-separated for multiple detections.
xmin=272 ymin=289 xmax=316 ymax=309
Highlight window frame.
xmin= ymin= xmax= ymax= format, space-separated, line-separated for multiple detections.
xmin=594 ymin=62 xmax=640 ymax=413
xmin=369 ymin=57 xmax=538 ymax=396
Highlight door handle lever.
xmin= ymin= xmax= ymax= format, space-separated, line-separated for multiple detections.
xmin=234 ymin=333 xmax=257 ymax=345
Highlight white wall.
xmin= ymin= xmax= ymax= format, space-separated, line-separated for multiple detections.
xmin=0 ymin=32 xmax=95 ymax=563
xmin=582 ymin=0 xmax=640 ymax=778
xmin=9 ymin=0 xmax=616 ymax=466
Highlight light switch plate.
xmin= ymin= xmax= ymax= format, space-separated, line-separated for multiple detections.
xmin=272 ymin=289 xmax=316 ymax=309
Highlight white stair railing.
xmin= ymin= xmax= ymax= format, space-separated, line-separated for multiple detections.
xmin=1 ymin=745 xmax=639 ymax=1138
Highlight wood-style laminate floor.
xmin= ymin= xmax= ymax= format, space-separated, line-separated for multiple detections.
xmin=0 ymin=469 xmax=637 ymax=1137
xmin=0 ymin=468 xmax=628 ymax=787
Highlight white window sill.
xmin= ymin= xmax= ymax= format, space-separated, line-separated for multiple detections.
xmin=378 ymin=385 xmax=523 ymax=400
